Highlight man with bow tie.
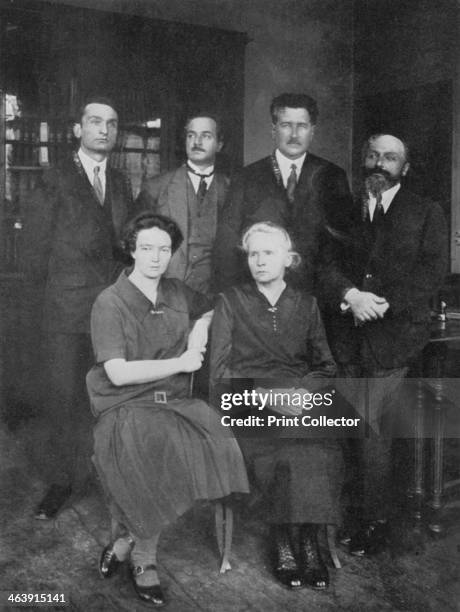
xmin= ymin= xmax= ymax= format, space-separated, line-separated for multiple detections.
xmin=214 ymin=92 xmax=353 ymax=293
xmin=22 ymin=96 xmax=133 ymax=520
xmin=328 ymin=133 xmax=448 ymax=556
xmin=135 ymin=112 xmax=228 ymax=296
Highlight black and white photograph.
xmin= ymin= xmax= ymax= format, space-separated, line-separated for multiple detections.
xmin=0 ymin=0 xmax=459 ymax=610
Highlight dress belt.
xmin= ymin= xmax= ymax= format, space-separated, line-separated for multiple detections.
xmin=153 ymin=391 xmax=167 ymax=404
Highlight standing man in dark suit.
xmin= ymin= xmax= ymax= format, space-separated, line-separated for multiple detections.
xmin=214 ymin=92 xmax=352 ymax=293
xmin=22 ymin=96 xmax=132 ymax=519
xmin=135 ymin=112 xmax=228 ymax=296
xmin=328 ymin=133 xmax=448 ymax=555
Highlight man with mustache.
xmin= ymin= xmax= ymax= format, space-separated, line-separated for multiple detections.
xmin=214 ymin=92 xmax=353 ymax=293
xmin=135 ymin=112 xmax=228 ymax=296
xmin=329 ymin=133 xmax=448 ymax=555
xmin=212 ymin=93 xmax=352 ymax=588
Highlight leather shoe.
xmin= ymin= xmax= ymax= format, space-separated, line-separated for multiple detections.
xmin=35 ymin=484 xmax=71 ymax=520
xmin=271 ymin=525 xmax=305 ymax=590
xmin=349 ymin=521 xmax=388 ymax=556
xmin=299 ymin=524 xmax=329 ymax=590
xmin=100 ymin=537 xmax=134 ymax=578
xmin=99 ymin=544 xmax=121 ymax=579
xmin=131 ymin=564 xmax=165 ymax=607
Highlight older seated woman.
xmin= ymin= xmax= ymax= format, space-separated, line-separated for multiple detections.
xmin=86 ymin=212 xmax=249 ymax=607
xmin=210 ymin=221 xmax=343 ymax=591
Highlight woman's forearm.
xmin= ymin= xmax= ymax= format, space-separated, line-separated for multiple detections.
xmin=104 ymin=357 xmax=183 ymax=386
xmin=187 ymin=310 xmax=214 ymax=350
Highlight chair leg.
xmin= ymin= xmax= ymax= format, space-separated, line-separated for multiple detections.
xmin=326 ymin=524 xmax=342 ymax=569
xmin=215 ymin=501 xmax=233 ymax=573
xmin=111 ymin=517 xmax=121 ymax=541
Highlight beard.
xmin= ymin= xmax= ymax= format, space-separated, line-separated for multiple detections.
xmin=363 ymin=167 xmax=398 ymax=197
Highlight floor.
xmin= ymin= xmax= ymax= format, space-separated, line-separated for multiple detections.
xmin=1 ymin=415 xmax=460 ymax=612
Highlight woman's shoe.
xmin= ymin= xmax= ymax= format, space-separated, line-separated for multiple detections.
xmin=99 ymin=544 xmax=121 ymax=579
xmin=99 ymin=537 xmax=134 ymax=579
xmin=271 ymin=525 xmax=305 ymax=590
xmin=299 ymin=524 xmax=329 ymax=590
xmin=131 ymin=564 xmax=165 ymax=607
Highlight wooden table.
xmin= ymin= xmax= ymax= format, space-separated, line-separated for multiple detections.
xmin=413 ymin=319 xmax=460 ymax=534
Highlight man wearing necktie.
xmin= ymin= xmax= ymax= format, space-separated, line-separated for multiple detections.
xmin=214 ymin=92 xmax=353 ymax=293
xmin=327 ymin=134 xmax=448 ymax=556
xmin=213 ymin=93 xmax=353 ymax=590
xmin=135 ymin=112 xmax=229 ymax=296
xmin=22 ymin=96 xmax=132 ymax=520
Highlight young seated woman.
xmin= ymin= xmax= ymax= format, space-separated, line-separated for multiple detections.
xmin=86 ymin=212 xmax=249 ymax=607
xmin=210 ymin=221 xmax=343 ymax=591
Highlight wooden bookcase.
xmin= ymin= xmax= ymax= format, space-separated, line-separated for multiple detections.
xmin=0 ymin=0 xmax=246 ymax=274
xmin=0 ymin=0 xmax=246 ymax=415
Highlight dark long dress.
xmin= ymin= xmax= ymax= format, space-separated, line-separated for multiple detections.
xmin=210 ymin=282 xmax=343 ymax=524
xmin=86 ymin=270 xmax=249 ymax=539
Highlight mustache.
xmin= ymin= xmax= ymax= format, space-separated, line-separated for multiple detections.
xmin=363 ymin=167 xmax=392 ymax=180
xmin=192 ymin=146 xmax=205 ymax=152
xmin=287 ymin=138 xmax=301 ymax=145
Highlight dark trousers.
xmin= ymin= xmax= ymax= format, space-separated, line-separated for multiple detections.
xmin=337 ymin=364 xmax=408 ymax=521
xmin=35 ymin=332 xmax=94 ymax=490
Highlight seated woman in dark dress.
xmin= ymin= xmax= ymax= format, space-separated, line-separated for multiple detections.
xmin=86 ymin=213 xmax=249 ymax=607
xmin=210 ymin=221 xmax=342 ymax=591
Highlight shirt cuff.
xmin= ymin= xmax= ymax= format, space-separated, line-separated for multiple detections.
xmin=340 ymin=287 xmax=359 ymax=312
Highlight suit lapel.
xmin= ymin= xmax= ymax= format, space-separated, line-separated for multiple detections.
xmin=166 ymin=166 xmax=189 ymax=270
xmin=382 ymin=187 xmax=405 ymax=226
xmin=70 ymin=154 xmax=109 ymax=229
xmin=362 ymin=190 xmax=406 ymax=269
xmin=107 ymin=168 xmax=127 ymax=238
xmin=166 ymin=166 xmax=189 ymax=238
xmin=291 ymin=155 xmax=325 ymax=229
xmin=214 ymin=173 xmax=228 ymax=213
xmin=72 ymin=152 xmax=105 ymax=209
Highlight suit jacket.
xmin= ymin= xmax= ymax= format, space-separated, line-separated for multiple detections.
xmin=135 ymin=165 xmax=229 ymax=292
xmin=22 ymin=153 xmax=133 ymax=334
xmin=327 ymin=186 xmax=448 ymax=369
xmin=214 ymin=153 xmax=353 ymax=293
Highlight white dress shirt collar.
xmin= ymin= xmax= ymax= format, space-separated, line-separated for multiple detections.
xmin=186 ymin=160 xmax=215 ymax=193
xmin=275 ymin=149 xmax=306 ymax=187
xmin=368 ymin=182 xmax=401 ymax=220
xmin=78 ymin=148 xmax=107 ymax=193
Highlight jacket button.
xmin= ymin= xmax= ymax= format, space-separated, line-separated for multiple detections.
xmin=365 ymin=273 xmax=373 ymax=279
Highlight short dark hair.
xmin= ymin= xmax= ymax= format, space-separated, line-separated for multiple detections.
xmin=184 ymin=111 xmax=224 ymax=142
xmin=74 ymin=95 xmax=118 ymax=124
xmin=270 ymin=93 xmax=319 ymax=125
xmin=122 ymin=212 xmax=184 ymax=256
xmin=363 ymin=133 xmax=410 ymax=163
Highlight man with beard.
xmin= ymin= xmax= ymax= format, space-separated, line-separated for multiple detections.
xmin=214 ymin=93 xmax=352 ymax=292
xmin=328 ymin=133 xmax=448 ymax=555
xmin=135 ymin=112 xmax=228 ymax=296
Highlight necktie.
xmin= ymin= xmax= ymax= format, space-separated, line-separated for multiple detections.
xmin=93 ymin=166 xmax=104 ymax=205
xmin=372 ymin=193 xmax=384 ymax=225
xmin=197 ymin=177 xmax=208 ymax=208
xmin=186 ymin=164 xmax=214 ymax=214
xmin=286 ymin=163 xmax=297 ymax=205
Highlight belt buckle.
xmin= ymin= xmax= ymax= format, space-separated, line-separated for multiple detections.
xmin=154 ymin=391 xmax=167 ymax=404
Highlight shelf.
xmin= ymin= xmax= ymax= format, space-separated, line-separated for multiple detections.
xmin=8 ymin=165 xmax=47 ymax=171
xmin=114 ymin=147 xmax=159 ymax=154
xmin=0 ymin=272 xmax=24 ymax=281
